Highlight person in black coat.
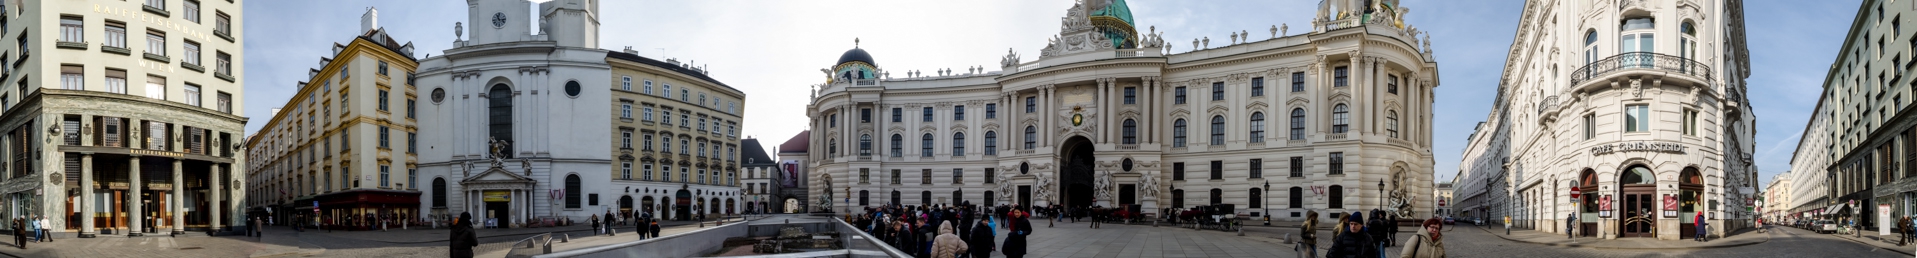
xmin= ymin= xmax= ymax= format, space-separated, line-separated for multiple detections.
xmin=1367 ymin=209 xmax=1390 ymax=249
xmin=1327 ymin=212 xmax=1377 ymax=258
xmin=967 ymin=218 xmax=995 ymax=258
xmin=1001 ymin=209 xmax=1032 ymax=258
xmin=449 ymin=212 xmax=479 ymax=258
xmin=649 ymin=219 xmax=662 ymax=238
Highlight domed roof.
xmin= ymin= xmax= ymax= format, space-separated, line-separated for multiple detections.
xmin=837 ymin=48 xmax=875 ymax=66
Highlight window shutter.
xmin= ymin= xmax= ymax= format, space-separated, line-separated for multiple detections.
xmin=103 ymin=118 xmax=121 ymax=147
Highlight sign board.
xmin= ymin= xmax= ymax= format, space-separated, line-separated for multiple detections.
xmin=1589 ymin=142 xmax=1687 ymax=155
xmin=1881 ymin=204 xmax=1893 ymax=236
xmin=1662 ymin=194 xmax=1679 ymax=217
xmin=483 ymin=190 xmax=511 ymax=202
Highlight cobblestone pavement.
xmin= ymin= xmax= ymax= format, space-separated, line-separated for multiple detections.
xmin=0 ymin=217 xmax=736 ymax=258
xmin=1435 ymin=224 xmax=1905 ymax=257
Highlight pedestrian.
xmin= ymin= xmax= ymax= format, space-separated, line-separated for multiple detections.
xmin=649 ymin=219 xmax=662 ymax=238
xmin=1332 ymin=213 xmax=1350 ymax=239
xmin=1566 ymin=212 xmax=1577 ymax=239
xmin=967 ymin=218 xmax=995 ymax=258
xmin=25 ymin=216 xmax=37 ymax=243
xmin=1694 ymin=212 xmax=1707 ymax=242
xmin=1297 ymin=210 xmax=1320 ymax=258
xmin=1396 ymin=217 xmax=1446 ymax=258
xmin=450 ymin=212 xmax=478 ymax=258
xmin=589 ymin=214 xmax=600 ymax=236
xmin=33 ymin=216 xmax=46 ymax=242
xmin=1367 ymin=210 xmax=1389 ymax=251
xmin=254 ymin=217 xmax=264 ymax=239
xmin=1326 ymin=212 xmax=1375 ymax=258
xmin=1899 ymin=216 xmax=1912 ymax=246
xmin=605 ymin=210 xmax=617 ymax=235
xmin=930 ymin=221 xmax=969 ymax=258
xmin=1001 ymin=208 xmax=1032 ymax=258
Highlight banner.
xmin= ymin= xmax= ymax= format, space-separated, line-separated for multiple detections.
xmin=782 ymin=160 xmax=799 ymax=188
xmin=483 ymin=190 xmax=511 ymax=202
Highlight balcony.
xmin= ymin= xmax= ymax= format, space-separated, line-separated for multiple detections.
xmin=1569 ymin=52 xmax=1712 ymax=88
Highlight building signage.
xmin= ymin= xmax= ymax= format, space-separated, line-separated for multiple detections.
xmin=1588 ymin=142 xmax=1686 ymax=155
xmin=130 ymin=149 xmax=186 ymax=158
xmin=482 ymin=190 xmax=510 ymax=202
xmin=92 ymin=4 xmax=216 ymax=42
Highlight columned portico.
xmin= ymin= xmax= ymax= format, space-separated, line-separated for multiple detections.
xmin=461 ymin=167 xmax=535 ymax=228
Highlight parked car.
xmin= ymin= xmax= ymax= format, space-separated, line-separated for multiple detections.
xmin=1816 ymin=220 xmax=1838 ymax=234
xmin=1443 ymin=217 xmax=1456 ymax=225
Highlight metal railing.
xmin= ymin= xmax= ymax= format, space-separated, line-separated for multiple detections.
xmin=1568 ymin=52 xmax=1713 ymax=87
xmin=1538 ymin=96 xmax=1558 ymax=114
xmin=506 ymin=233 xmax=562 ymax=258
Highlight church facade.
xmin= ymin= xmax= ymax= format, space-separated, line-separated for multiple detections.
xmin=803 ymin=0 xmax=1440 ymax=220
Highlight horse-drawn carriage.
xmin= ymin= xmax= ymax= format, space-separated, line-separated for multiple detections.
xmin=1172 ymin=204 xmax=1237 ymax=231
xmin=1088 ymin=205 xmax=1140 ymax=224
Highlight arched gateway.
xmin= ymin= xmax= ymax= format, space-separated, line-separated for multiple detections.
xmin=1059 ymin=136 xmax=1096 ymax=209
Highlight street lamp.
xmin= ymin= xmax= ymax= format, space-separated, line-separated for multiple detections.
xmin=1378 ymin=179 xmax=1385 ymax=213
xmin=1263 ymin=181 xmax=1271 ymax=226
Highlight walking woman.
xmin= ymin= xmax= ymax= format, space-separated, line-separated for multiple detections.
xmin=968 ymin=218 xmax=996 ymax=258
xmin=1397 ymin=217 xmax=1447 ymax=258
xmin=450 ymin=212 xmax=479 ymax=258
xmin=1326 ymin=212 xmax=1376 ymax=258
xmin=1001 ymin=208 xmax=1033 ymax=258
xmin=1297 ymin=210 xmax=1320 ymax=258
xmin=930 ymin=221 xmax=969 ymax=258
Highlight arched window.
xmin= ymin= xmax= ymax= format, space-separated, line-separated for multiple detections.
xmin=859 ymin=134 xmax=872 ymax=156
xmin=1387 ymin=111 xmax=1400 ymax=139
xmin=1209 ymin=188 xmax=1223 ymax=205
xmin=1679 ymin=21 xmax=1698 ymax=72
xmin=952 ymin=132 xmax=966 ymax=156
xmin=1621 ymin=17 xmax=1656 ymax=68
xmin=489 ymin=84 xmax=514 ymax=157
xmin=1249 ymin=112 xmax=1266 ymax=142
xmin=1210 ymin=115 xmax=1225 ymax=145
xmin=828 ymin=140 xmax=837 ymax=155
xmin=1288 ymin=187 xmax=1303 ymax=208
xmin=1328 ymin=185 xmax=1344 ymax=209
xmin=432 ymin=177 xmax=447 ymax=207
xmin=983 ymin=131 xmax=998 ymax=155
xmin=921 ymin=133 xmax=934 ymax=157
xmin=1332 ymin=104 xmax=1349 ymax=133
xmin=1173 ymin=119 xmax=1188 ymax=147
xmin=1122 ymin=119 xmax=1137 ymax=144
xmin=1583 ymin=29 xmax=1599 ymax=66
xmin=1290 ymin=108 xmax=1306 ymax=140
xmin=565 ymin=174 xmax=583 ymax=208
xmin=1250 ymin=188 xmax=1262 ymax=208
xmin=890 ymin=134 xmax=903 ymax=157
xmin=1023 ymin=126 xmax=1037 ymax=149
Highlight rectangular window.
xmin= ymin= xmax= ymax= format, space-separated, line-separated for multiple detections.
xmin=105 ymin=23 xmax=127 ymax=48
xmin=1582 ymin=114 xmax=1595 ymax=140
xmin=379 ymin=165 xmax=389 ymax=188
xmin=621 ymin=103 xmax=632 ymax=118
xmin=861 ymin=108 xmax=872 ymax=123
xmin=183 ymin=41 xmax=200 ymax=65
xmin=145 ymin=75 xmax=166 ymax=100
xmin=1249 ymin=159 xmax=1263 ymax=178
xmin=858 ymin=168 xmax=871 ymax=184
xmin=408 ymin=132 xmax=416 ymax=153
xmin=377 ymin=89 xmax=389 ymax=111
xmin=642 ymin=134 xmax=653 ymax=150
xmin=377 ymin=61 xmax=389 ymax=76
xmin=1175 ymin=87 xmax=1187 ymax=104
xmin=643 ymin=107 xmax=654 ymax=121
xmin=620 ymin=162 xmax=632 ymax=180
xmin=1025 ymin=97 xmax=1036 ymax=113
xmin=1212 ymin=82 xmax=1225 ymax=100
xmin=1124 ymin=87 xmax=1137 ymax=104
xmin=59 ymin=17 xmax=82 ymax=43
xmin=1334 ymin=66 xmax=1349 ymax=87
xmin=1291 ymin=72 xmax=1305 ymax=92
xmin=954 ymin=105 xmax=965 ymax=121
xmin=1625 ymin=104 xmax=1650 ymax=132
xmin=1172 ymin=162 xmax=1186 ymax=180
xmin=1251 ymin=77 xmax=1264 ymax=96
xmin=1289 ymin=156 xmax=1303 ymax=177
xmin=342 ymin=129 xmax=350 ymax=150
xmin=952 ymin=168 xmax=963 ymax=184
xmin=644 ymin=163 xmax=654 ymax=181
xmin=60 ymin=65 xmax=82 ymax=90
xmin=985 ymin=168 xmax=997 ymax=183
xmin=621 ymin=130 xmax=632 ymax=149
xmin=183 ymin=84 xmax=200 ymax=106
xmin=986 ymin=104 xmax=997 ymax=119
xmin=643 ymin=80 xmax=653 ymax=94
xmin=406 ymin=98 xmax=415 ymax=118
xmin=891 ymin=108 xmax=902 ymax=122
xmin=216 ymin=52 xmax=232 ymax=75
xmin=146 ymin=30 xmax=165 ymax=56
xmin=891 ymin=169 xmax=901 ymax=184
xmin=922 ymin=107 xmax=933 ymax=122
xmin=378 ymin=126 xmax=390 ymax=148
xmin=1210 ymin=160 xmax=1223 ymax=180
xmin=1682 ymin=109 xmax=1699 ymax=136
xmin=1387 ymin=75 xmax=1399 ymax=94
xmin=921 ymin=169 xmax=932 ymax=185
xmin=1329 ymin=152 xmax=1344 ymax=174
xmin=146 ymin=0 xmax=165 ymax=10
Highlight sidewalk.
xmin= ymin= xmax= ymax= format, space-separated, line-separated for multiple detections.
xmin=286 ymin=217 xmax=740 ymax=244
xmin=473 ymin=217 xmax=750 ymax=258
xmin=1820 ymin=227 xmax=1917 ymax=256
xmin=1471 ymin=224 xmax=1768 ymax=250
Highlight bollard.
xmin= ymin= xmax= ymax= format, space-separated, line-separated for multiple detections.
xmin=1238 ymin=227 xmax=1245 ymax=236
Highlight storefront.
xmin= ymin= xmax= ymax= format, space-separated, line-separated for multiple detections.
xmin=314 ymin=189 xmax=421 ymax=231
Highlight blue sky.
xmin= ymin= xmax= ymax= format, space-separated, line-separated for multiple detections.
xmin=242 ymin=0 xmax=1852 ymax=188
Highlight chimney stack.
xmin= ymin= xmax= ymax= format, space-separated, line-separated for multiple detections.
xmin=361 ymin=7 xmax=379 ymax=33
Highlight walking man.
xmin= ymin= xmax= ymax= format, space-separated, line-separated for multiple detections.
xmin=1899 ymin=216 xmax=1911 ymax=246
xmin=1566 ymin=212 xmax=1577 ymax=239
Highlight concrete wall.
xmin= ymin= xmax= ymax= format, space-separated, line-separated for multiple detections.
xmin=537 ymin=221 xmax=747 ymax=258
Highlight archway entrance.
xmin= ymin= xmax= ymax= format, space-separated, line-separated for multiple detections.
xmin=619 ymin=196 xmax=634 ymax=218
xmin=1059 ymin=136 xmax=1095 ymax=209
xmin=674 ymin=189 xmax=693 ymax=221
xmin=641 ymin=196 xmax=655 ymax=218
xmin=1617 ymin=165 xmax=1657 ymax=238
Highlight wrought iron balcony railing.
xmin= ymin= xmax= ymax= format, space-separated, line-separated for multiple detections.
xmin=1568 ymin=52 xmax=1713 ymax=87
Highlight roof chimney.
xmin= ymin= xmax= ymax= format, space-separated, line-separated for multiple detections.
xmin=361 ymin=7 xmax=379 ymax=34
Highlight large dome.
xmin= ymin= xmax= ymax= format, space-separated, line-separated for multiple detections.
xmin=837 ymin=48 xmax=875 ymax=67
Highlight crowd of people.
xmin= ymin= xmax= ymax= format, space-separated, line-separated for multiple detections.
xmin=1296 ymin=209 xmax=1446 ymax=258
xmin=850 ymin=201 xmax=1033 ymax=258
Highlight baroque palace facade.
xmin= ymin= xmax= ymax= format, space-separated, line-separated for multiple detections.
xmin=1454 ymin=0 xmax=1755 ymax=240
xmin=0 ymin=0 xmax=246 ymax=237
xmin=803 ymin=0 xmax=1439 ymax=220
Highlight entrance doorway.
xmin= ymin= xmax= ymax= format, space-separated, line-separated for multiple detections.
xmin=1018 ymin=186 xmax=1032 ymax=210
xmin=1060 ymin=136 xmax=1095 ymax=208
xmin=1618 ymin=165 xmax=1657 ymax=238
xmin=675 ymin=190 xmax=693 ymax=221
xmin=484 ymin=201 xmax=509 ymax=226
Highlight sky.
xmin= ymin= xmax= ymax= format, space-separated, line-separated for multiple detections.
xmin=241 ymin=0 xmax=1855 ymax=189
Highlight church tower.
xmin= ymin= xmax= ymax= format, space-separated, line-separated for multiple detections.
xmin=466 ymin=0 xmax=534 ymax=45
xmin=540 ymin=0 xmax=601 ymax=48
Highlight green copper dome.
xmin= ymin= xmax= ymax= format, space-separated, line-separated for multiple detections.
xmin=1089 ymin=0 xmax=1134 ymax=25
xmin=1089 ymin=0 xmax=1138 ymax=49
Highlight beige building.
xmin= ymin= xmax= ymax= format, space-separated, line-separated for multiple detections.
xmin=802 ymin=0 xmax=1440 ymax=220
xmin=1454 ymin=0 xmax=1756 ymax=240
xmin=1764 ymin=172 xmax=1789 ymax=222
xmin=0 ymin=0 xmax=247 ymax=237
xmin=244 ymin=8 xmax=418 ymax=230
xmin=605 ymin=49 xmax=746 ymax=220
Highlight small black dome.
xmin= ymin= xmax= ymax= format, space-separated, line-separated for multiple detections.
xmin=837 ymin=48 xmax=875 ymax=66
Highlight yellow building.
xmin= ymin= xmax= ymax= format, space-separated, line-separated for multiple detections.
xmin=606 ymin=49 xmax=746 ymax=220
xmin=245 ymin=9 xmax=421 ymax=229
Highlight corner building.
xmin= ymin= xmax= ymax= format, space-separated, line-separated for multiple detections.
xmin=0 ymin=0 xmax=247 ymax=237
xmin=1456 ymin=0 xmax=1756 ymax=240
xmin=804 ymin=0 xmax=1440 ymax=220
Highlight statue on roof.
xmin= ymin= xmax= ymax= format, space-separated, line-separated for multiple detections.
xmin=488 ymin=136 xmax=511 ymax=168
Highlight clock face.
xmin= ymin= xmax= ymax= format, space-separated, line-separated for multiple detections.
xmin=492 ymin=12 xmax=508 ymax=28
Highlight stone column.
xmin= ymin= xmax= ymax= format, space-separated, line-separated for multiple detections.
xmin=80 ymin=154 xmax=94 ymax=237
xmin=128 ymin=156 xmax=143 ymax=236
xmin=172 ymin=159 xmax=184 ymax=235
xmin=210 ymin=163 xmax=223 ymax=232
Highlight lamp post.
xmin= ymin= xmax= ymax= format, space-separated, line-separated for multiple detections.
xmin=1264 ymin=181 xmax=1271 ymax=226
xmin=1378 ymin=179 xmax=1385 ymax=213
